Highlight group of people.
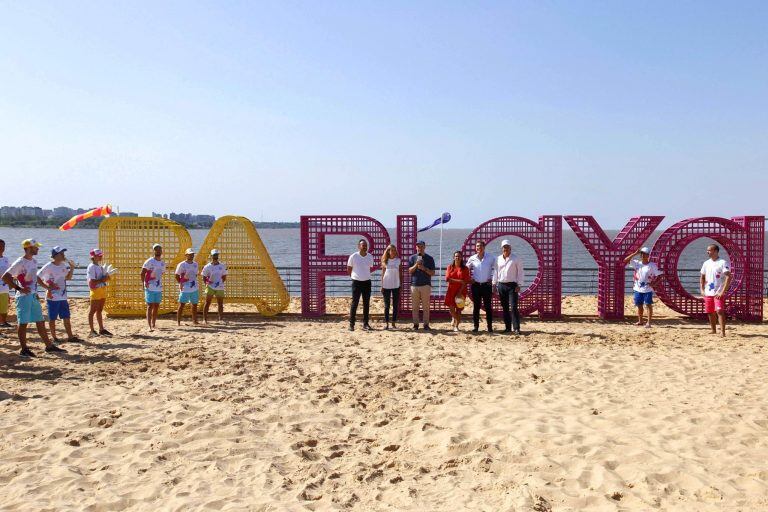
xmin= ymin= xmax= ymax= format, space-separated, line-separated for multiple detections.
xmin=347 ymin=240 xmax=735 ymax=337
xmin=0 ymin=238 xmax=231 ymax=358
xmin=347 ymin=239 xmax=525 ymax=334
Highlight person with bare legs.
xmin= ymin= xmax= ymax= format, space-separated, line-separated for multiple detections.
xmin=445 ymin=251 xmax=470 ymax=332
xmin=202 ymin=249 xmax=227 ymax=324
xmin=87 ymin=248 xmax=112 ymax=337
xmin=700 ymin=244 xmax=732 ymax=337
xmin=1 ymin=239 xmax=66 ymax=357
xmin=175 ymin=248 xmax=200 ymax=325
xmin=141 ymin=244 xmax=166 ymax=332
xmin=38 ymin=246 xmax=82 ymax=342
xmin=624 ymin=246 xmax=662 ymax=328
xmin=0 ymin=239 xmax=11 ymax=328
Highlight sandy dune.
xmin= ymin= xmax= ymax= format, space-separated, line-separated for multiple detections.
xmin=1 ymin=297 xmax=767 ymax=511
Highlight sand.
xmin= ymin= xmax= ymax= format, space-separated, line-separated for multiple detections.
xmin=1 ymin=297 xmax=767 ymax=511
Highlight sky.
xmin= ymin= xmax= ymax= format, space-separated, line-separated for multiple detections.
xmin=1 ymin=1 xmax=766 ymax=228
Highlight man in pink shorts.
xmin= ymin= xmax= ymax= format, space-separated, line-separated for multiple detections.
xmin=700 ymin=244 xmax=732 ymax=337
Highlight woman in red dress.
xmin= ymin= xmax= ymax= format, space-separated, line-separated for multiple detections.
xmin=445 ymin=251 xmax=471 ymax=332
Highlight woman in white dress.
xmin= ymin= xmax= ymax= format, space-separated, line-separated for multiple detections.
xmin=380 ymin=244 xmax=401 ymax=330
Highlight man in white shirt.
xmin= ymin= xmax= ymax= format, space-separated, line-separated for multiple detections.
xmin=623 ymin=246 xmax=662 ymax=328
xmin=466 ymin=240 xmax=495 ymax=333
xmin=0 ymin=239 xmax=10 ymax=328
xmin=700 ymin=244 xmax=732 ymax=337
xmin=347 ymin=239 xmax=374 ymax=331
xmin=1 ymin=239 xmax=66 ymax=358
xmin=141 ymin=243 xmax=166 ymax=331
xmin=202 ymin=249 xmax=228 ymax=323
xmin=493 ymin=239 xmax=525 ymax=334
xmin=38 ymin=246 xmax=82 ymax=342
xmin=175 ymin=248 xmax=200 ymax=325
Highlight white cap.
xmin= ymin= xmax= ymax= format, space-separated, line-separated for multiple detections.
xmin=501 ymin=239 xmax=511 ymax=248
xmin=152 ymin=243 xmax=162 ymax=250
xmin=185 ymin=248 xmax=196 ymax=255
xmin=210 ymin=249 xmax=220 ymax=256
xmin=640 ymin=247 xmax=651 ymax=254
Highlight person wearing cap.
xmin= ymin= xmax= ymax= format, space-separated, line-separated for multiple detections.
xmin=38 ymin=246 xmax=81 ymax=343
xmin=347 ymin=239 xmax=374 ymax=331
xmin=141 ymin=243 xmax=166 ymax=331
xmin=175 ymin=248 xmax=200 ymax=325
xmin=408 ymin=240 xmax=436 ymax=330
xmin=202 ymin=249 xmax=227 ymax=323
xmin=0 ymin=239 xmax=11 ymax=328
xmin=466 ymin=240 xmax=496 ymax=333
xmin=493 ymin=240 xmax=525 ymax=334
xmin=87 ymin=248 xmax=112 ymax=337
xmin=624 ymin=247 xmax=663 ymax=328
xmin=1 ymin=239 xmax=66 ymax=357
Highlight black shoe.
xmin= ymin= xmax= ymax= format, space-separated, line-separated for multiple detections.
xmin=384 ymin=324 xmax=389 ymax=330
xmin=502 ymin=328 xmax=512 ymax=333
xmin=362 ymin=324 xmax=373 ymax=331
xmin=413 ymin=324 xmax=419 ymax=330
xmin=20 ymin=348 xmax=36 ymax=358
xmin=423 ymin=325 xmax=432 ymax=331
xmin=45 ymin=345 xmax=67 ymax=353
xmin=349 ymin=325 xmax=355 ymax=331
xmin=66 ymin=336 xmax=83 ymax=343
xmin=472 ymin=327 xmax=479 ymax=333
xmin=99 ymin=329 xmax=113 ymax=336
xmin=487 ymin=328 xmax=494 ymax=333
xmin=88 ymin=330 xmax=100 ymax=338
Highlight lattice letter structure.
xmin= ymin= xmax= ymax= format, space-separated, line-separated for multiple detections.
xmin=565 ymin=216 xmax=664 ymax=319
xmin=99 ymin=216 xmax=192 ymax=317
xmin=461 ymin=216 xmax=563 ymax=319
xmin=196 ymin=216 xmax=289 ymax=316
xmin=651 ymin=216 xmax=764 ymax=321
xmin=301 ymin=215 xmax=391 ymax=316
xmin=396 ymin=215 xmax=418 ymax=317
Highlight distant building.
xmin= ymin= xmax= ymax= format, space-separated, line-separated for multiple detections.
xmin=118 ymin=212 xmax=139 ymax=217
xmin=20 ymin=206 xmax=44 ymax=217
xmin=42 ymin=209 xmax=53 ymax=218
xmin=0 ymin=206 xmax=20 ymax=218
xmin=53 ymin=206 xmax=74 ymax=218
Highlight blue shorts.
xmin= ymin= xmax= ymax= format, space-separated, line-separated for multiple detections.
xmin=16 ymin=294 xmax=44 ymax=325
xmin=633 ymin=291 xmax=654 ymax=306
xmin=47 ymin=300 xmax=71 ymax=321
xmin=145 ymin=290 xmax=162 ymax=304
xmin=179 ymin=291 xmax=199 ymax=304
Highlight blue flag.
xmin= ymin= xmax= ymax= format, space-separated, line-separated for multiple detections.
xmin=418 ymin=212 xmax=451 ymax=232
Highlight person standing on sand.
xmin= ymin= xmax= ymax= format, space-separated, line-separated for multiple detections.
xmin=494 ymin=239 xmax=525 ymax=334
xmin=175 ymin=248 xmax=200 ymax=325
xmin=141 ymin=243 xmax=166 ymax=331
xmin=0 ymin=239 xmax=11 ymax=328
xmin=445 ymin=251 xmax=470 ymax=332
xmin=408 ymin=240 xmax=435 ymax=331
xmin=347 ymin=239 xmax=374 ymax=331
xmin=467 ymin=240 xmax=495 ymax=333
xmin=87 ymin=248 xmax=112 ymax=337
xmin=623 ymin=246 xmax=662 ymax=328
xmin=380 ymin=244 xmax=401 ymax=330
xmin=1 ymin=239 xmax=66 ymax=358
xmin=202 ymin=249 xmax=227 ymax=323
xmin=37 ymin=246 xmax=82 ymax=343
xmin=700 ymin=244 xmax=732 ymax=337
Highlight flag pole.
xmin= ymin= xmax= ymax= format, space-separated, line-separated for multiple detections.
xmin=439 ymin=219 xmax=444 ymax=296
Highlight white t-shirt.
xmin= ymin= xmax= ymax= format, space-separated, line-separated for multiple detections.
xmin=701 ymin=258 xmax=731 ymax=297
xmin=382 ymin=257 xmax=401 ymax=289
xmin=38 ymin=261 xmax=71 ymax=301
xmin=142 ymin=258 xmax=166 ymax=292
xmin=87 ymin=263 xmax=107 ymax=289
xmin=202 ymin=262 xmax=228 ymax=291
xmin=347 ymin=252 xmax=374 ymax=281
xmin=175 ymin=261 xmax=200 ymax=292
xmin=0 ymin=256 xmax=10 ymax=294
xmin=631 ymin=260 xmax=662 ymax=294
xmin=5 ymin=257 xmax=38 ymax=297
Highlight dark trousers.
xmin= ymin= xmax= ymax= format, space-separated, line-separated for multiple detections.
xmin=350 ymin=279 xmax=371 ymax=326
xmin=382 ymin=287 xmax=400 ymax=324
xmin=497 ymin=282 xmax=521 ymax=331
xmin=471 ymin=282 xmax=493 ymax=330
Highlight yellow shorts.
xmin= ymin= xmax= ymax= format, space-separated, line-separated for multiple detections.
xmin=90 ymin=287 xmax=107 ymax=301
xmin=0 ymin=292 xmax=8 ymax=315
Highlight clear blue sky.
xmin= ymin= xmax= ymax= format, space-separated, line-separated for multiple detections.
xmin=1 ymin=1 xmax=766 ymax=228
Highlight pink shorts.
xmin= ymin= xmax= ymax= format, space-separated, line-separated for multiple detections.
xmin=704 ymin=296 xmax=725 ymax=314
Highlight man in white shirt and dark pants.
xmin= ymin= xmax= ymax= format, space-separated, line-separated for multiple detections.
xmin=493 ymin=239 xmax=524 ymax=334
xmin=347 ymin=239 xmax=374 ymax=331
xmin=466 ymin=240 xmax=496 ymax=333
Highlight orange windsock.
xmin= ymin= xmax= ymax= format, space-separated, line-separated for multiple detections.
xmin=59 ymin=204 xmax=113 ymax=231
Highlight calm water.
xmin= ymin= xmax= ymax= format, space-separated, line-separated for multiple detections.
xmin=0 ymin=226 xmax=763 ymax=270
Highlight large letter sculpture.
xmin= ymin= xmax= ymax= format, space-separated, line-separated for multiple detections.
xmin=460 ymin=216 xmax=563 ymax=318
xmin=396 ymin=215 xmax=418 ymax=316
xmin=651 ymin=216 xmax=764 ymax=321
xmin=301 ymin=215 xmax=390 ymax=316
xmin=100 ymin=216 xmax=192 ymax=317
xmin=565 ymin=216 xmax=664 ymax=319
xmin=196 ymin=216 xmax=289 ymax=316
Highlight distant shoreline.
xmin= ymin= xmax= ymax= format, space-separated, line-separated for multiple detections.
xmin=0 ymin=220 xmax=301 ymax=229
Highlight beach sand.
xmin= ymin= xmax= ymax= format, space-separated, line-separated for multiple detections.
xmin=1 ymin=297 xmax=767 ymax=511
